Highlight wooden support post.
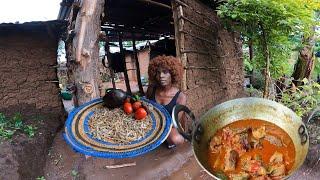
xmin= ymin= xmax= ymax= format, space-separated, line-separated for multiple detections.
xmin=71 ymin=0 xmax=104 ymax=105
xmin=118 ymin=31 xmax=132 ymax=94
xmin=132 ymin=33 xmax=145 ymax=96
xmin=103 ymin=34 xmax=116 ymax=89
xmin=172 ymin=2 xmax=187 ymax=91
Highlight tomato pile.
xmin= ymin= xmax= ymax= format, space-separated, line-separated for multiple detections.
xmin=123 ymin=95 xmax=148 ymax=120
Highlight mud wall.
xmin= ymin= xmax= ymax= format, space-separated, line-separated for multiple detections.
xmin=0 ymin=22 xmax=64 ymax=117
xmin=172 ymin=0 xmax=244 ymax=117
xmin=0 ymin=21 xmax=66 ymax=179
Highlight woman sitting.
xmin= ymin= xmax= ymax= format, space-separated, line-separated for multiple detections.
xmin=146 ymin=55 xmax=186 ymax=148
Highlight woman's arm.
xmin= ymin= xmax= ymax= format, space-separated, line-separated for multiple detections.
xmin=176 ymin=92 xmax=187 ymax=105
xmin=176 ymin=92 xmax=187 ymax=130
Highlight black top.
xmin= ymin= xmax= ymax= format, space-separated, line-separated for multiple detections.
xmin=150 ymin=88 xmax=181 ymax=116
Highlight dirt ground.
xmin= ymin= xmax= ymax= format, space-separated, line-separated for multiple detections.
xmin=43 ymin=130 xmax=320 ymax=180
xmin=44 ymin=131 xmax=194 ymax=180
xmin=42 ymin=105 xmax=320 ymax=180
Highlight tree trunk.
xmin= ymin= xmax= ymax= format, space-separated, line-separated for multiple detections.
xmin=71 ymin=0 xmax=105 ymax=106
xmin=292 ymin=35 xmax=315 ymax=85
xmin=260 ymin=26 xmax=270 ymax=98
xmin=248 ymin=38 xmax=253 ymax=62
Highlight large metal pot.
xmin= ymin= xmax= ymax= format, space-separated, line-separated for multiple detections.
xmin=172 ymin=97 xmax=309 ymax=179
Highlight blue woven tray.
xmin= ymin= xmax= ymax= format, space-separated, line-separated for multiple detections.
xmin=63 ymin=97 xmax=172 ymax=158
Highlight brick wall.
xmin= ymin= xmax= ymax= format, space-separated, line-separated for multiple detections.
xmin=173 ymin=0 xmax=244 ymax=117
xmin=0 ymin=22 xmax=64 ymax=117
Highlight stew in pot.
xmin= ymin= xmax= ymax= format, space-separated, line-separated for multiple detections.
xmin=208 ymin=119 xmax=295 ymax=180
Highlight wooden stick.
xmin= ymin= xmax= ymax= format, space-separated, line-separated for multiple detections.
xmin=105 ymin=162 xmax=136 ymax=169
xmin=179 ymin=16 xmax=215 ymax=33
xmin=132 ymin=33 xmax=145 ymax=96
xmin=137 ymin=0 xmax=171 ymax=9
xmin=186 ymin=66 xmax=218 ymax=70
xmin=118 ymin=31 xmax=132 ymax=94
xmin=181 ymin=49 xmax=209 ymax=55
xmin=104 ymin=32 xmax=116 ymax=88
xmin=179 ymin=30 xmax=215 ymax=46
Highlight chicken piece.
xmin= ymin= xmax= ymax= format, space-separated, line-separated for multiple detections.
xmin=242 ymin=159 xmax=267 ymax=176
xmin=234 ymin=127 xmax=250 ymax=134
xmin=222 ymin=127 xmax=236 ymax=145
xmin=230 ymin=172 xmax=250 ymax=180
xmin=250 ymin=138 xmax=263 ymax=149
xmin=252 ymin=126 xmax=266 ymax=139
xmin=240 ymin=155 xmax=252 ymax=168
xmin=224 ymin=149 xmax=239 ymax=171
xmin=268 ymin=163 xmax=286 ymax=178
xmin=209 ymin=136 xmax=222 ymax=153
xmin=240 ymin=133 xmax=251 ymax=151
xmin=265 ymin=135 xmax=282 ymax=147
xmin=269 ymin=152 xmax=283 ymax=164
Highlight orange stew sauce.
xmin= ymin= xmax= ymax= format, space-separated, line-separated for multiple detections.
xmin=208 ymin=119 xmax=295 ymax=179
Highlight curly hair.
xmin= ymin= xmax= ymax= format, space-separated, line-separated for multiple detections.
xmin=148 ymin=55 xmax=183 ymax=86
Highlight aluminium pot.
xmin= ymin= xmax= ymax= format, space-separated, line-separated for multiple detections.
xmin=172 ymin=97 xmax=309 ymax=179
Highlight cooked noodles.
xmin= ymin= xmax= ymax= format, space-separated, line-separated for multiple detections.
xmin=88 ymin=108 xmax=152 ymax=144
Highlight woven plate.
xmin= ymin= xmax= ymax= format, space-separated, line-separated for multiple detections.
xmin=63 ymin=97 xmax=172 ymax=158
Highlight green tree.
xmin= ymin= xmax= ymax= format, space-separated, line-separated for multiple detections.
xmin=217 ymin=0 xmax=319 ymax=98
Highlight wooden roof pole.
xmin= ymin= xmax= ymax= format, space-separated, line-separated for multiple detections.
xmin=132 ymin=33 xmax=145 ymax=96
xmin=103 ymin=33 xmax=116 ymax=89
xmin=118 ymin=31 xmax=132 ymax=94
xmin=137 ymin=0 xmax=171 ymax=9
xmin=72 ymin=0 xmax=104 ymax=105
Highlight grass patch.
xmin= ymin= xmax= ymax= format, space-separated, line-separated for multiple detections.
xmin=0 ymin=113 xmax=37 ymax=140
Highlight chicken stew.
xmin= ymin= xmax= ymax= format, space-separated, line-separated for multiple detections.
xmin=208 ymin=119 xmax=295 ymax=180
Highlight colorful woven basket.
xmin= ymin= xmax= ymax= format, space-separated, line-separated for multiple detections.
xmin=63 ymin=97 xmax=172 ymax=158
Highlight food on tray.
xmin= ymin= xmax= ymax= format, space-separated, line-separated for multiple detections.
xmin=208 ymin=119 xmax=295 ymax=180
xmin=135 ymin=107 xmax=148 ymax=120
xmin=123 ymin=102 xmax=133 ymax=115
xmin=88 ymin=107 xmax=152 ymax=144
xmin=122 ymin=95 xmax=148 ymax=120
xmin=103 ymin=88 xmax=128 ymax=109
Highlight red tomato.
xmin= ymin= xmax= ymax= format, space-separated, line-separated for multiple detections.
xmin=135 ymin=108 xmax=147 ymax=120
xmin=132 ymin=101 xmax=142 ymax=111
xmin=123 ymin=102 xmax=133 ymax=114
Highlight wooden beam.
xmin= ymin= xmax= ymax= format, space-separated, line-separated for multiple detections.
xmin=137 ymin=0 xmax=171 ymax=9
xmin=172 ymin=3 xmax=187 ymax=91
xmin=118 ymin=31 xmax=132 ymax=94
xmin=132 ymin=33 xmax=145 ymax=96
xmin=103 ymin=32 xmax=116 ymax=88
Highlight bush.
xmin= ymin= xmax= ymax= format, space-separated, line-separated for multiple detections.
xmin=277 ymin=78 xmax=320 ymax=117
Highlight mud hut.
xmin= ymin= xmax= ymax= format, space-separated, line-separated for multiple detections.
xmin=60 ymin=0 xmax=244 ymax=116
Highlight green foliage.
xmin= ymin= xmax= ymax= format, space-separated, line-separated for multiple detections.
xmin=0 ymin=113 xmax=37 ymax=140
xmin=278 ymin=78 xmax=320 ymax=117
xmin=217 ymin=0 xmax=319 ymax=81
